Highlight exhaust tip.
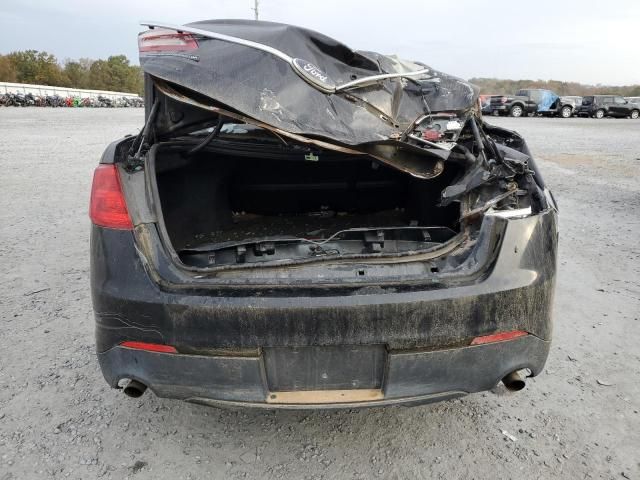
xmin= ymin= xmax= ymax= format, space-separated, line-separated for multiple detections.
xmin=502 ymin=370 xmax=526 ymax=392
xmin=123 ymin=379 xmax=147 ymax=398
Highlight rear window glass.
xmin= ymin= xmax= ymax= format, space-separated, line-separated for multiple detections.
xmin=582 ymin=96 xmax=593 ymax=105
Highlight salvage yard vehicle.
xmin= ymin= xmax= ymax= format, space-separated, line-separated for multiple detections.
xmin=90 ymin=20 xmax=558 ymax=409
xmin=561 ymin=96 xmax=583 ymax=116
xmin=488 ymin=89 xmax=577 ymax=118
xmin=514 ymin=89 xmax=577 ymax=118
xmin=487 ymin=92 xmax=538 ymax=117
xmin=576 ymin=95 xmax=640 ymax=119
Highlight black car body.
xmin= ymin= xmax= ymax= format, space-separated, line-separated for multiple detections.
xmin=90 ymin=20 xmax=558 ymax=409
xmin=576 ymin=95 xmax=640 ymax=119
xmin=488 ymin=93 xmax=538 ymax=117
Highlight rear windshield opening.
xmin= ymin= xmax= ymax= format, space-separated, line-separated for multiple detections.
xmin=152 ymin=145 xmax=461 ymax=268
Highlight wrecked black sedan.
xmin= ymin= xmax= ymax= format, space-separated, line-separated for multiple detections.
xmin=90 ymin=20 xmax=558 ymax=408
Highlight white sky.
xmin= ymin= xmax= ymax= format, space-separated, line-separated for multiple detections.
xmin=1 ymin=0 xmax=639 ymax=85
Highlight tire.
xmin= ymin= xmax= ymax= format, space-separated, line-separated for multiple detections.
xmin=510 ymin=105 xmax=524 ymax=117
xmin=561 ymin=106 xmax=572 ymax=118
xmin=594 ymin=109 xmax=605 ymax=119
xmin=631 ymin=110 xmax=639 ymax=119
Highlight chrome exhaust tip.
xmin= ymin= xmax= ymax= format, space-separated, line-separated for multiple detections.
xmin=502 ymin=370 xmax=526 ymax=391
xmin=123 ymin=379 xmax=147 ymax=398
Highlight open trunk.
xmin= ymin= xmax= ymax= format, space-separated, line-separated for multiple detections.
xmin=152 ymin=141 xmax=463 ymax=269
xmin=128 ymin=20 xmax=545 ymax=277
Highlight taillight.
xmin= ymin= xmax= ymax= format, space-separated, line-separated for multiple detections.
xmin=470 ymin=330 xmax=527 ymax=345
xmin=138 ymin=28 xmax=198 ymax=52
xmin=89 ymin=164 xmax=133 ymax=230
xmin=121 ymin=341 xmax=178 ymax=354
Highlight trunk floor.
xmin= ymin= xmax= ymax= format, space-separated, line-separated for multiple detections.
xmin=185 ymin=210 xmax=415 ymax=247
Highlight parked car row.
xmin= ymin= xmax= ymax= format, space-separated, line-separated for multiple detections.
xmin=575 ymin=95 xmax=640 ymax=119
xmin=482 ymin=88 xmax=639 ymax=119
xmin=0 ymin=92 xmax=144 ymax=108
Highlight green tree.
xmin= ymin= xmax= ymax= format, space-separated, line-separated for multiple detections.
xmin=7 ymin=50 xmax=65 ymax=85
xmin=87 ymin=55 xmax=142 ymax=94
xmin=63 ymin=59 xmax=92 ymax=89
xmin=1 ymin=49 xmax=143 ymax=94
xmin=0 ymin=55 xmax=17 ymax=82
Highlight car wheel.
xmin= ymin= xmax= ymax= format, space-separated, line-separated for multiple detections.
xmin=594 ymin=109 xmax=605 ymax=119
xmin=631 ymin=110 xmax=639 ymax=119
xmin=510 ymin=105 xmax=523 ymax=117
xmin=561 ymin=106 xmax=572 ymax=118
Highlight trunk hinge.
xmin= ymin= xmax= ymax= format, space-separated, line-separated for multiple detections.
xmin=127 ymin=99 xmax=160 ymax=169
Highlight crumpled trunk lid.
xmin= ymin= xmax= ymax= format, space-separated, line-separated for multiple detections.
xmin=139 ymin=20 xmax=479 ymax=177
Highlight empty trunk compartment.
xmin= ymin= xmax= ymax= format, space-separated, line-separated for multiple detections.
xmin=150 ymin=144 xmax=462 ymax=268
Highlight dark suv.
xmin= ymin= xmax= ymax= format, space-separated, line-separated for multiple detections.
xmin=576 ymin=95 xmax=640 ymax=119
xmin=90 ymin=20 xmax=558 ymax=409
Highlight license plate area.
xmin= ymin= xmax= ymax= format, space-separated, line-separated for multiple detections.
xmin=263 ymin=345 xmax=386 ymax=392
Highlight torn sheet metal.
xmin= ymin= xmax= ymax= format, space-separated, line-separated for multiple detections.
xmin=155 ymin=80 xmax=445 ymax=179
xmin=139 ymin=20 xmax=479 ymax=156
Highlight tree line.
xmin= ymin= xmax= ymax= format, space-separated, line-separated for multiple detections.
xmin=0 ymin=50 xmax=143 ymax=95
xmin=470 ymin=77 xmax=640 ymax=97
xmin=1 ymin=50 xmax=638 ymax=99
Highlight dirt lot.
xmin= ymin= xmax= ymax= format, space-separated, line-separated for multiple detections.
xmin=1 ymin=109 xmax=639 ymax=480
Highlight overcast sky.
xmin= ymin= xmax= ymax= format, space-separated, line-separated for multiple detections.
xmin=1 ymin=0 xmax=639 ymax=85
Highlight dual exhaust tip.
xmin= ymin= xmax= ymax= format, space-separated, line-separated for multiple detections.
xmin=121 ymin=372 xmax=527 ymax=400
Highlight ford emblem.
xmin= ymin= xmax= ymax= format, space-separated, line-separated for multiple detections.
xmin=291 ymin=58 xmax=336 ymax=93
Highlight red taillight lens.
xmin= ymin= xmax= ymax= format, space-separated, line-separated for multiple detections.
xmin=138 ymin=28 xmax=198 ymax=52
xmin=470 ymin=330 xmax=527 ymax=345
xmin=89 ymin=164 xmax=133 ymax=230
xmin=121 ymin=341 xmax=178 ymax=354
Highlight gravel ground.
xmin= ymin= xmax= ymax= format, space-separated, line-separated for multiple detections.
xmin=0 ymin=109 xmax=639 ymax=480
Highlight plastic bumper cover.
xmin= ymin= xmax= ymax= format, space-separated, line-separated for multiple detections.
xmin=98 ymin=334 xmax=550 ymax=409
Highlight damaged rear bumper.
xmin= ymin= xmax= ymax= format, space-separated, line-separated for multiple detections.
xmin=92 ymin=207 xmax=557 ymax=407
xmin=98 ymin=334 xmax=550 ymax=409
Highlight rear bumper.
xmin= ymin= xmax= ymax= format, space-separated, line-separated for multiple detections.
xmin=91 ymin=207 xmax=558 ymax=407
xmin=99 ymin=334 xmax=550 ymax=408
